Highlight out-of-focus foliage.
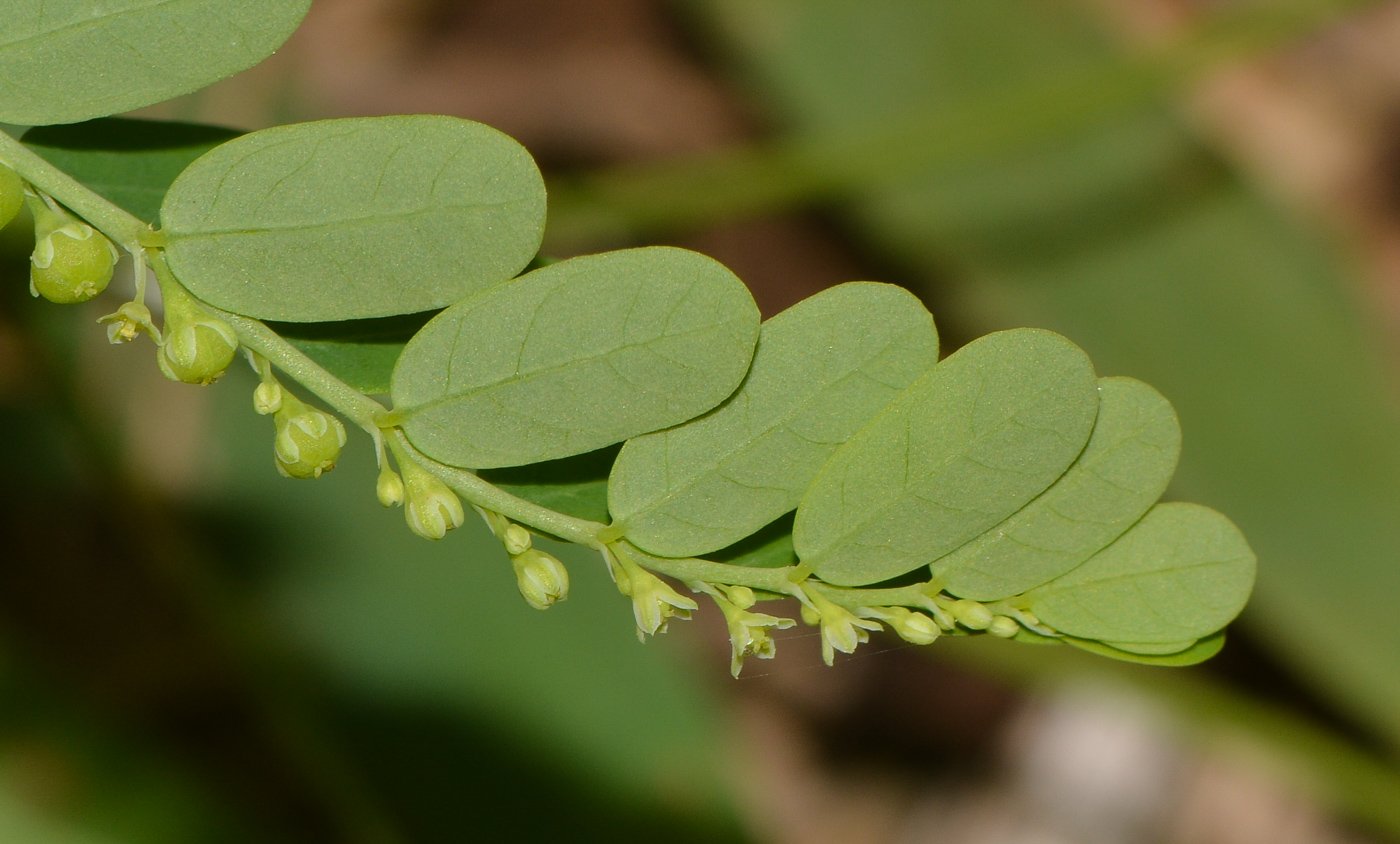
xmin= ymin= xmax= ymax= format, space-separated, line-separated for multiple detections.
xmin=684 ymin=0 xmax=1400 ymax=751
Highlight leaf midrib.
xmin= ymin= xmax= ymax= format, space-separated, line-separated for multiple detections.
xmin=394 ymin=317 xmax=746 ymax=421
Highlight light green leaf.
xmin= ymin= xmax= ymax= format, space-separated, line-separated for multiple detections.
xmin=933 ymin=376 xmax=1180 ymax=600
xmin=795 ymin=328 xmax=1099 ymax=587
xmin=609 ymin=282 xmax=938 ymax=557
xmin=391 ymin=247 xmax=760 ymax=469
xmin=1026 ymin=503 xmax=1255 ymax=644
xmin=0 ymin=1 xmax=310 ymax=126
xmin=22 ymin=117 xmax=240 ymax=222
xmin=161 ymin=115 xmax=545 ymax=321
xmin=1066 ymin=633 xmax=1226 ymax=667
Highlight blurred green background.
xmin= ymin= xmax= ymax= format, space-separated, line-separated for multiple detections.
xmin=4 ymin=1 xmax=1400 ymax=841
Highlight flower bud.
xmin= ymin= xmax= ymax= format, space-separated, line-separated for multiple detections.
xmin=950 ymin=598 xmax=993 ymax=630
xmin=30 ymin=222 xmax=118 ymax=304
xmin=158 ymin=314 xmax=238 ymax=385
xmin=0 ymin=164 xmax=22 ymax=231
xmin=403 ymin=467 xmax=464 ymax=540
xmin=884 ymin=607 xmax=940 ymax=645
xmin=721 ymin=584 xmax=756 ymax=610
xmin=502 ymin=523 xmax=532 ymax=556
xmin=253 ymin=381 xmax=283 ymax=415
xmin=376 ymin=466 xmax=404 ymax=507
xmin=272 ymin=399 xmax=346 ymax=479
xmin=511 ymin=548 xmax=570 ymax=610
xmin=987 ymin=616 xmax=1021 ymax=639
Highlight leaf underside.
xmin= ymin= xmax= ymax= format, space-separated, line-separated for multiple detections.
xmin=162 ymin=115 xmax=546 ymax=322
xmin=392 ymin=247 xmax=761 ymax=469
xmin=610 ymin=281 xmax=938 ymax=558
xmin=1025 ymin=502 xmax=1256 ymax=644
xmin=932 ymin=376 xmax=1181 ymax=600
xmin=794 ymin=329 xmax=1101 ymax=587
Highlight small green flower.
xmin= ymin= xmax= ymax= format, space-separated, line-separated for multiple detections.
xmin=511 ymin=548 xmax=569 ymax=610
xmin=0 ymin=165 xmax=23 ymax=231
xmin=402 ymin=462 xmax=464 ymax=540
xmin=610 ymin=547 xmax=696 ymax=640
xmin=30 ymin=222 xmax=118 ymax=304
xmin=97 ymin=301 xmax=158 ymax=345
xmin=272 ymin=395 xmax=347 ymax=479
xmin=718 ymin=600 xmax=794 ymax=677
xmin=802 ymin=589 xmax=882 ymax=666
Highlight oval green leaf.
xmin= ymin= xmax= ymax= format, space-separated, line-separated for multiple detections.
xmin=933 ymin=376 xmax=1181 ymax=600
xmin=0 ymin=1 xmax=310 ymax=126
xmin=794 ymin=329 xmax=1099 ymax=587
xmin=1025 ymin=503 xmax=1256 ymax=644
xmin=391 ymin=247 xmax=760 ymax=469
xmin=609 ymin=282 xmax=938 ymax=557
xmin=161 ymin=115 xmax=546 ymax=321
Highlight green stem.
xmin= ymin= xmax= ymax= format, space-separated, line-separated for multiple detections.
xmin=0 ymin=129 xmax=146 ymax=247
xmin=145 ymin=249 xmax=388 ymax=434
xmin=390 ymin=430 xmax=608 ymax=548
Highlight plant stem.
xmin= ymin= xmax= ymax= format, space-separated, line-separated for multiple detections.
xmin=0 ymin=129 xmax=146 ymax=247
xmin=390 ymin=430 xmax=608 ymax=548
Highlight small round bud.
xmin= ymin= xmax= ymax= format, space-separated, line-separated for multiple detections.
xmin=253 ymin=381 xmax=283 ymax=415
xmin=0 ymin=165 xmax=23 ymax=231
xmin=273 ymin=402 xmax=347 ymax=479
xmin=511 ymin=548 xmax=570 ymax=610
xmin=987 ymin=616 xmax=1021 ymax=639
xmin=403 ymin=469 xmax=464 ymax=540
xmin=30 ymin=222 xmax=117 ymax=304
xmin=723 ymin=585 xmax=756 ymax=610
xmin=502 ymin=523 xmax=532 ymax=556
xmin=887 ymin=608 xmax=940 ymax=645
xmin=951 ymin=598 xmax=993 ymax=630
xmin=376 ymin=467 xmax=405 ymax=507
xmin=158 ymin=315 xmax=238 ymax=385
xmin=800 ymin=603 xmax=821 ymax=626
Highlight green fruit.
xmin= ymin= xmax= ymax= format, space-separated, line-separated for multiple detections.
xmin=272 ymin=400 xmax=346 ymax=479
xmin=158 ymin=316 xmax=239 ymax=385
xmin=30 ymin=223 xmax=118 ymax=304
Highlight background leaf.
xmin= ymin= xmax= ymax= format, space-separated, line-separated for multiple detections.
xmin=272 ymin=312 xmax=433 ymax=396
xmin=609 ymin=282 xmax=937 ymax=558
xmin=392 ymin=247 xmax=760 ymax=469
xmin=932 ymin=376 xmax=1180 ymax=600
xmin=684 ymin=0 xmax=1400 ymax=751
xmin=1026 ymin=503 xmax=1256 ymax=644
xmin=22 ymin=117 xmax=240 ymax=223
xmin=162 ymin=115 xmax=546 ymax=322
xmin=479 ymin=446 xmax=618 ymax=525
xmin=794 ymin=328 xmax=1099 ymax=587
xmin=0 ymin=0 xmax=311 ymax=126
